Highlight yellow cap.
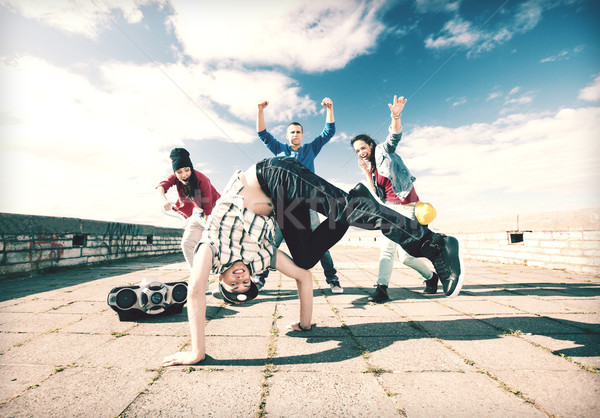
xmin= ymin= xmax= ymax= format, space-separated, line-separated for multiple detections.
xmin=415 ymin=201 xmax=437 ymax=225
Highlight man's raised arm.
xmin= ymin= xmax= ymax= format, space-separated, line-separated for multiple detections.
xmin=257 ymin=100 xmax=269 ymax=132
xmin=322 ymin=97 xmax=334 ymax=124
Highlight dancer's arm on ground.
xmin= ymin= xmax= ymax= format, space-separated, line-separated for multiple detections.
xmin=162 ymin=245 xmax=212 ymax=366
xmin=275 ymin=249 xmax=314 ymax=331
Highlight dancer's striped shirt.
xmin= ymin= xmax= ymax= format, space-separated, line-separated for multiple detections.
xmin=197 ymin=170 xmax=276 ymax=275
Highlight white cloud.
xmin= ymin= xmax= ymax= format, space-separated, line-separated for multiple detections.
xmin=452 ymin=97 xmax=467 ymax=106
xmin=505 ymin=95 xmax=533 ymax=106
xmin=0 ymin=0 xmax=162 ymax=38
xmin=424 ymin=18 xmax=480 ymax=50
xmin=415 ymin=0 xmax=462 ymax=14
xmin=399 ymin=106 xmax=600 ymax=222
xmin=2 ymin=0 xmax=388 ymax=73
xmin=508 ymin=86 xmax=520 ymax=96
xmin=486 ymin=91 xmax=502 ymax=101
xmin=0 ymin=55 xmax=317 ymax=224
xmin=423 ymin=0 xmax=570 ymax=55
xmin=578 ymin=74 xmax=600 ymax=102
xmin=540 ymin=50 xmax=569 ymax=63
xmin=168 ymin=0 xmax=388 ymax=72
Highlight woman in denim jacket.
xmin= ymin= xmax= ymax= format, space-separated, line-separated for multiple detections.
xmin=352 ymin=95 xmax=439 ymax=303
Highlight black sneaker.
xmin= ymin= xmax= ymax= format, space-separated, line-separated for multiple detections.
xmin=253 ymin=278 xmax=265 ymax=291
xmin=329 ymin=280 xmax=344 ymax=294
xmin=370 ymin=284 xmax=389 ymax=303
xmin=420 ymin=234 xmax=464 ymax=298
xmin=423 ymin=271 xmax=438 ymax=294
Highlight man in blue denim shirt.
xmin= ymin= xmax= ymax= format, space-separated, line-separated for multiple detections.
xmin=254 ymin=97 xmax=343 ymax=294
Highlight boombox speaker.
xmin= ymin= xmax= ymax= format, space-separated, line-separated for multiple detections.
xmin=107 ymin=278 xmax=188 ymax=321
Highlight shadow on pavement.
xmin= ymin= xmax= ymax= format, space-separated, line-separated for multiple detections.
xmin=0 ymin=254 xmax=185 ymax=302
xmin=180 ymin=315 xmax=600 ymax=367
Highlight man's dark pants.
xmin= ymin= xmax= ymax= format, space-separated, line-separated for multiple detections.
xmin=255 ymin=157 xmax=434 ymax=270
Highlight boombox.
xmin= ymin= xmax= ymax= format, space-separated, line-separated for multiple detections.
xmin=107 ymin=278 xmax=188 ymax=321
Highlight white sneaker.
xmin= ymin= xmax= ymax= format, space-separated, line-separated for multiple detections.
xmin=329 ymin=281 xmax=344 ymax=294
xmin=211 ymin=287 xmax=222 ymax=299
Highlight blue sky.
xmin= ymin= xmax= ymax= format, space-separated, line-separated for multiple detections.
xmin=1 ymin=0 xmax=599 ymax=229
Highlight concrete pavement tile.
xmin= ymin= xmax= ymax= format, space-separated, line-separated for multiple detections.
xmin=357 ymin=338 xmax=469 ymax=372
xmin=557 ymin=298 xmax=600 ymax=313
xmin=0 ymin=332 xmax=112 ymax=366
xmin=493 ymin=369 xmax=600 ymax=417
xmin=0 ymin=364 xmax=55 ymax=402
xmin=544 ymin=312 xmax=600 ymax=333
xmin=339 ymin=317 xmax=427 ymax=339
xmin=442 ymin=299 xmax=523 ymax=315
xmin=0 ymin=332 xmax=36 ymax=354
xmin=0 ymin=366 xmax=151 ymax=417
xmin=210 ymin=299 xmax=278 ymax=318
xmin=247 ymin=289 xmax=303 ymax=305
xmin=273 ymin=335 xmax=365 ymax=371
xmin=448 ymin=335 xmax=580 ymax=371
xmin=50 ymin=300 xmax=106 ymax=314
xmin=0 ymin=312 xmax=83 ymax=333
xmin=382 ymin=287 xmax=431 ymax=301
xmin=277 ymin=315 xmax=348 ymax=338
xmin=0 ymin=312 xmax=26 ymax=325
xmin=413 ymin=314 xmax=500 ymax=338
xmin=0 ymin=298 xmax=75 ymax=314
xmin=457 ymin=286 xmax=521 ymax=298
xmin=79 ymin=334 xmax=187 ymax=369
xmin=522 ymin=333 xmax=600 ymax=368
xmin=381 ymin=371 xmax=546 ymax=417
xmin=126 ymin=315 xmax=191 ymax=336
xmin=479 ymin=314 xmax=590 ymax=335
xmin=124 ymin=367 xmax=264 ymax=417
xmin=266 ymin=371 xmax=400 ymax=417
xmin=60 ymin=310 xmax=135 ymax=334
xmin=336 ymin=302 xmax=405 ymax=318
xmin=491 ymin=296 xmax=580 ymax=314
xmin=204 ymin=317 xmax=276 ymax=337
xmin=316 ymin=291 xmax=373 ymax=305
xmin=201 ymin=336 xmax=270 ymax=369
xmin=383 ymin=300 xmax=463 ymax=317
xmin=276 ymin=302 xmax=343 ymax=324
xmin=54 ymin=284 xmax=110 ymax=302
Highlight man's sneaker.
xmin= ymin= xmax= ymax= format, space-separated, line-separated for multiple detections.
xmin=253 ymin=278 xmax=265 ymax=291
xmin=370 ymin=284 xmax=389 ymax=303
xmin=423 ymin=272 xmax=439 ymax=294
xmin=212 ymin=287 xmax=222 ymax=299
xmin=329 ymin=280 xmax=344 ymax=294
xmin=420 ymin=233 xmax=464 ymax=298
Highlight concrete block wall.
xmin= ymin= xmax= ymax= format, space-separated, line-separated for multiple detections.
xmin=339 ymin=208 xmax=600 ymax=275
xmin=0 ymin=213 xmax=184 ymax=277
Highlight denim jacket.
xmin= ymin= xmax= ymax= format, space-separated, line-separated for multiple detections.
xmin=372 ymin=127 xmax=415 ymax=201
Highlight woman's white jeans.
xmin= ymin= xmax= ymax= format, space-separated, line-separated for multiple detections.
xmin=181 ymin=212 xmax=205 ymax=270
xmin=377 ymin=202 xmax=433 ymax=286
xmin=181 ymin=211 xmax=209 ymax=291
